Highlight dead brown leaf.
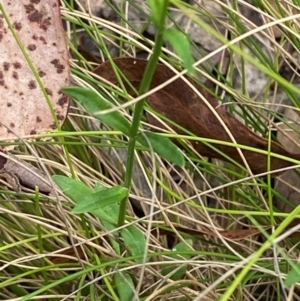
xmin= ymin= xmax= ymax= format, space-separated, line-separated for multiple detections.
xmin=50 ymin=246 xmax=86 ymax=265
xmin=92 ymin=57 xmax=300 ymax=175
xmin=0 ymin=0 xmax=70 ymax=150
xmin=155 ymin=221 xmax=300 ymax=240
xmin=153 ymin=223 xmax=266 ymax=241
xmin=49 ymin=220 xmax=300 ymax=264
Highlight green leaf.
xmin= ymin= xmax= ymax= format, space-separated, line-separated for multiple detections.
xmin=98 ymin=202 xmax=120 ymax=225
xmin=72 ymin=186 xmax=128 ymax=214
xmin=94 ymin=184 xmax=120 ymax=252
xmin=164 ymin=28 xmax=194 ymax=74
xmin=94 ymin=182 xmax=107 ymax=192
xmin=62 ymin=87 xmax=184 ymax=166
xmin=62 ymin=87 xmax=131 ymax=135
xmin=121 ymin=225 xmax=146 ymax=264
xmin=284 ymin=263 xmax=300 ymax=287
xmin=53 ymin=176 xmax=121 ymax=224
xmin=52 ymin=175 xmax=94 ymax=203
xmin=114 ymin=272 xmax=135 ymax=301
xmin=101 ymin=219 xmax=120 ymax=254
xmin=172 ymin=239 xmax=193 ymax=258
xmin=161 ymin=239 xmax=193 ymax=281
xmin=137 ymin=131 xmax=185 ymax=166
xmin=147 ymin=0 xmax=165 ymax=28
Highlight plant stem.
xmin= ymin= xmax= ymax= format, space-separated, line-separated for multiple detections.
xmin=117 ymin=1 xmax=169 ymax=228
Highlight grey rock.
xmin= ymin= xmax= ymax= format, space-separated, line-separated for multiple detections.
xmin=275 ymin=108 xmax=300 ymax=212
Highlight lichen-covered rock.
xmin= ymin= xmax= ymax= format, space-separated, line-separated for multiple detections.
xmin=0 ymin=0 xmax=69 ymax=150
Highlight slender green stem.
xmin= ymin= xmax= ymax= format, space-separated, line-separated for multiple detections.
xmin=118 ymin=1 xmax=169 ymax=228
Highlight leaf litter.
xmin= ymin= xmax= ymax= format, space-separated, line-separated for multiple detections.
xmin=93 ymin=57 xmax=300 ymax=175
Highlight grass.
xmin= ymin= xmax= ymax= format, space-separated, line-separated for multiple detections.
xmin=1 ymin=0 xmax=300 ymax=300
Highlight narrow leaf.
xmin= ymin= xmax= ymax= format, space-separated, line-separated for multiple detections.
xmin=164 ymin=28 xmax=194 ymax=73
xmin=53 ymin=176 xmax=120 ymax=224
xmin=161 ymin=239 xmax=193 ymax=281
xmin=121 ymin=225 xmax=146 ymax=264
xmin=52 ymin=175 xmax=94 ymax=203
xmin=147 ymin=0 xmax=165 ymax=28
xmin=101 ymin=219 xmax=120 ymax=255
xmin=62 ymin=87 xmax=131 ymax=135
xmin=63 ymin=87 xmax=185 ymax=166
xmin=94 ymin=182 xmax=107 ymax=192
xmin=137 ymin=131 xmax=185 ymax=166
xmin=172 ymin=239 xmax=193 ymax=258
xmin=284 ymin=263 xmax=300 ymax=287
xmin=97 ymin=203 xmax=120 ymax=225
xmin=72 ymin=185 xmax=128 ymax=214
xmin=114 ymin=272 xmax=135 ymax=301
xmin=93 ymin=193 xmax=120 ymax=251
